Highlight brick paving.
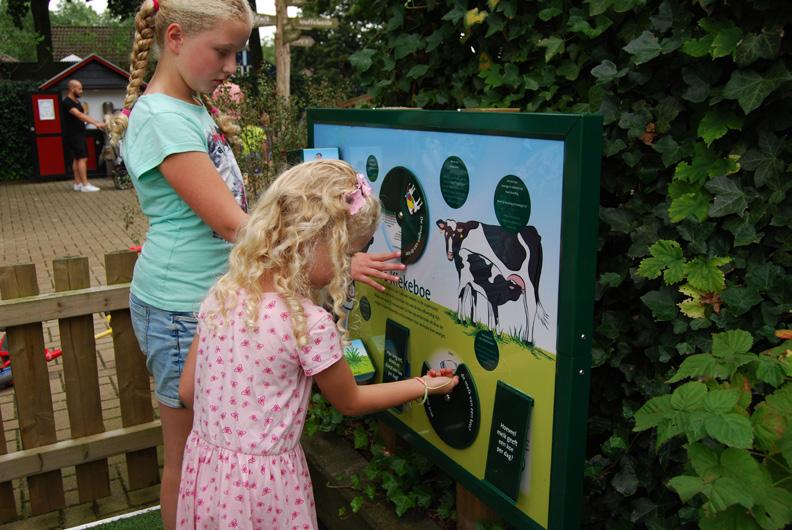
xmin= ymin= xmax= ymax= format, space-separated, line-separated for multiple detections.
xmin=0 ymin=177 xmax=161 ymax=529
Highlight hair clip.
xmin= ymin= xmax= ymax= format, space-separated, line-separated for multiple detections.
xmin=345 ymin=173 xmax=373 ymax=215
xmin=152 ymin=0 xmax=159 ymax=12
xmin=121 ymin=108 xmax=131 ymax=117
xmin=210 ymin=107 xmax=220 ymax=116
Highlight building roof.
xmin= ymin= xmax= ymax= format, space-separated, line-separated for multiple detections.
xmin=39 ymin=54 xmax=130 ymax=90
xmin=51 ymin=25 xmax=135 ymax=66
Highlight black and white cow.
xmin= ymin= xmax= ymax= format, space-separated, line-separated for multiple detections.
xmin=436 ymin=219 xmax=548 ymax=343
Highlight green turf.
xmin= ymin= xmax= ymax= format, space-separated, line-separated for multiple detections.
xmin=88 ymin=508 xmax=163 ymax=530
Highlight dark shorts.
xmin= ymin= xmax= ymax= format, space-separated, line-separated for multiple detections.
xmin=64 ymin=134 xmax=87 ymax=159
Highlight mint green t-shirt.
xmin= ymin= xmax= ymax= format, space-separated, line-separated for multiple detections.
xmin=121 ymin=94 xmax=248 ymax=312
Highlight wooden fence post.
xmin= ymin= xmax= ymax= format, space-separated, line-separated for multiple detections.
xmin=104 ymin=251 xmax=159 ymax=489
xmin=0 ymin=264 xmax=66 ymax=514
xmin=0 ymin=404 xmax=17 ymax=522
xmin=53 ymin=256 xmax=111 ymax=502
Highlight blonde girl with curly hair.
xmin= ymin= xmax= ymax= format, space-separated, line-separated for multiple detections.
xmin=112 ymin=2 xmax=403 ymax=528
xmin=176 ymin=160 xmax=458 ymax=529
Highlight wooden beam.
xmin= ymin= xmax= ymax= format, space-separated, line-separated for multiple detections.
xmin=0 ymin=421 xmax=162 ymax=483
xmin=0 ymin=283 xmax=130 ymax=327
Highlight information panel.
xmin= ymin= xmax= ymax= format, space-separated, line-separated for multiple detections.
xmin=309 ymin=109 xmax=601 ymax=530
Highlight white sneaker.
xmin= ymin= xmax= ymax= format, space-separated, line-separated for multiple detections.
xmin=73 ymin=183 xmax=83 ymax=191
xmin=81 ymin=183 xmax=100 ymax=192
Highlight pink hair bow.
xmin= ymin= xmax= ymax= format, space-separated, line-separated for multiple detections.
xmin=345 ymin=173 xmax=372 ymax=215
xmin=121 ymin=108 xmax=131 ymax=117
xmin=152 ymin=0 xmax=159 ymax=12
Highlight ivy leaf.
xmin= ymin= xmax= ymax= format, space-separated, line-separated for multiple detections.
xmin=391 ymin=34 xmax=423 ymax=59
xmin=350 ymin=495 xmax=365 ymax=513
xmin=721 ymin=286 xmax=762 ymax=317
xmin=623 ymin=31 xmax=662 ymax=65
xmin=600 ymin=207 xmax=633 ymax=233
xmin=734 ymin=29 xmax=782 ymax=67
xmin=671 ymin=381 xmax=707 ymax=411
xmin=441 ymin=6 xmax=467 ymax=23
xmin=652 ymin=135 xmax=684 ymax=167
xmin=349 ymin=48 xmax=376 ymax=72
xmin=668 ymin=475 xmax=704 ymax=502
xmin=538 ymin=7 xmax=563 ymax=21
xmin=612 ymin=458 xmax=638 ymax=495
xmin=685 ymin=256 xmax=731 ymax=292
xmin=704 ymin=413 xmax=754 ymax=448
xmin=406 ymin=64 xmax=430 ymax=79
xmin=537 ymin=36 xmax=565 ymax=62
xmin=741 ymin=131 xmax=786 ymax=187
xmin=641 ymin=288 xmax=679 ymax=321
xmin=669 ymin=192 xmax=710 ymax=223
xmin=705 ymin=175 xmax=748 ymax=218
xmin=586 ymin=0 xmax=613 ymax=17
xmin=723 ymin=62 xmax=792 ymax=114
xmin=703 ymin=19 xmax=742 ymax=58
xmin=698 ymin=109 xmax=743 ymax=146
xmin=681 ymin=34 xmax=714 ymax=57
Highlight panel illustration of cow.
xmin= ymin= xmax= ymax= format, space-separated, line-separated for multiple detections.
xmin=436 ymin=219 xmax=549 ymax=343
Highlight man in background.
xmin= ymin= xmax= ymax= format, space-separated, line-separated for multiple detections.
xmin=61 ymin=79 xmax=105 ymax=192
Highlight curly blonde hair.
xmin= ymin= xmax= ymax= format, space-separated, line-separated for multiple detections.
xmin=109 ymin=0 xmax=252 ymax=146
xmin=207 ymin=160 xmax=381 ymax=346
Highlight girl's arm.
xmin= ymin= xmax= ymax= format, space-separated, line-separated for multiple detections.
xmin=313 ymin=359 xmax=458 ymax=416
xmin=351 ymin=250 xmax=406 ymax=292
xmin=160 ymin=152 xmax=249 ymax=242
xmin=178 ymin=335 xmax=199 ymax=409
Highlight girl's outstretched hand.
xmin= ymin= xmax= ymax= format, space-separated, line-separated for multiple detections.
xmin=423 ymin=368 xmax=459 ymax=396
xmin=351 ymin=250 xmax=406 ymax=291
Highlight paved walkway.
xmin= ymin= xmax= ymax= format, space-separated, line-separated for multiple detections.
xmin=0 ymin=177 xmax=161 ymax=529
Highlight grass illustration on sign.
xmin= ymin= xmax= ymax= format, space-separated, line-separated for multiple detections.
xmin=344 ymin=338 xmax=375 ymax=383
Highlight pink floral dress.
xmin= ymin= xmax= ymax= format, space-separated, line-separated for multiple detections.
xmin=176 ymin=292 xmax=343 ymax=530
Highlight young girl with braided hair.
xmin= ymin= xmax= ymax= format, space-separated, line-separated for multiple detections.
xmin=110 ymin=2 xmax=403 ymax=528
xmin=176 ymin=160 xmax=457 ymax=529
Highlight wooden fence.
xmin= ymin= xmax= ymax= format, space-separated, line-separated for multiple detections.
xmin=0 ymin=250 xmax=161 ymax=522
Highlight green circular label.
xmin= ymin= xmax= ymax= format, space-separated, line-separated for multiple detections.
xmin=439 ymin=156 xmax=469 ymax=209
xmin=366 ymin=155 xmax=379 ymax=182
xmin=474 ymin=330 xmax=499 ymax=371
xmin=359 ymin=296 xmax=371 ymax=321
xmin=493 ymin=175 xmax=531 ymax=233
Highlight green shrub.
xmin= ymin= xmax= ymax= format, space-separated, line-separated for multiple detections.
xmin=342 ymin=1 xmax=791 ymax=527
xmin=0 ymin=80 xmax=38 ymax=181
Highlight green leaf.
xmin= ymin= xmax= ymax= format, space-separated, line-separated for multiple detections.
xmin=406 ymin=64 xmax=430 ymax=79
xmin=637 ymin=240 xmax=686 ymax=284
xmin=705 ymin=175 xmax=748 ymax=218
xmin=611 ymin=458 xmax=638 ymax=495
xmin=669 ymin=192 xmax=710 ymax=223
xmin=353 ymin=426 xmax=369 ymax=449
xmin=349 ymin=48 xmax=376 ymax=72
xmin=720 ymin=448 xmax=768 ymax=491
xmin=641 ymin=288 xmax=678 ymax=321
xmin=698 ymin=109 xmax=743 ymax=146
xmin=700 ymin=506 xmax=762 ymax=530
xmin=600 ymin=207 xmax=633 ymax=233
xmin=705 ymin=476 xmax=754 ymax=511
xmin=741 ymin=131 xmax=786 ymax=187
xmin=391 ymin=33 xmax=423 ymax=59
xmin=599 ymin=272 xmax=623 ymax=288
xmin=725 ymin=217 xmax=760 ymax=247
xmin=685 ymin=256 xmax=730 ymax=292
xmin=350 ymin=495 xmax=365 ymax=513
xmin=712 ymin=330 xmax=753 ymax=357
xmin=668 ymin=354 xmax=725 ymax=383
xmin=703 ymin=389 xmax=739 ymax=414
xmin=756 ymin=357 xmax=786 ymax=387
xmin=652 ymin=135 xmax=684 ymax=167
xmin=538 ymin=7 xmax=562 ymax=21
xmin=723 ymin=62 xmax=792 ymax=114
xmin=721 ymin=286 xmax=762 ymax=316
xmin=671 ymin=381 xmax=707 ymax=411
xmin=734 ymin=29 xmax=782 ymax=67
xmin=634 ymin=395 xmax=672 ymax=431
xmin=682 ymin=34 xmax=714 ymax=57
xmin=623 ymin=31 xmax=662 ymax=65
xmin=668 ymin=475 xmax=704 ymax=502
xmin=688 ymin=442 xmax=720 ymax=478
xmin=586 ymin=0 xmax=612 ymax=17
xmin=537 ymin=36 xmax=565 ymax=62
xmin=704 ymin=413 xmax=753 ymax=448
xmin=753 ymin=487 xmax=792 ymax=530
xmin=708 ymin=21 xmax=742 ymax=58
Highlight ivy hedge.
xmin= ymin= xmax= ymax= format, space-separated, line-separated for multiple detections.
xmin=0 ymin=80 xmax=37 ymax=182
xmin=343 ymin=0 xmax=791 ymax=528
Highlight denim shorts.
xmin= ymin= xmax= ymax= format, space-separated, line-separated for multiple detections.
xmin=129 ymin=293 xmax=197 ymax=408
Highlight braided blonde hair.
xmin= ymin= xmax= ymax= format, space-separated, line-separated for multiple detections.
xmin=110 ymin=0 xmax=252 ymax=146
xmin=206 ymin=160 xmax=381 ymax=347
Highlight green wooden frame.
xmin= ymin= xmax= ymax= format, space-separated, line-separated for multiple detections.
xmin=308 ymin=108 xmax=602 ymax=530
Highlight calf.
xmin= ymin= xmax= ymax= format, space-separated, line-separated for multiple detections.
xmin=437 ymin=219 xmax=548 ymax=343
